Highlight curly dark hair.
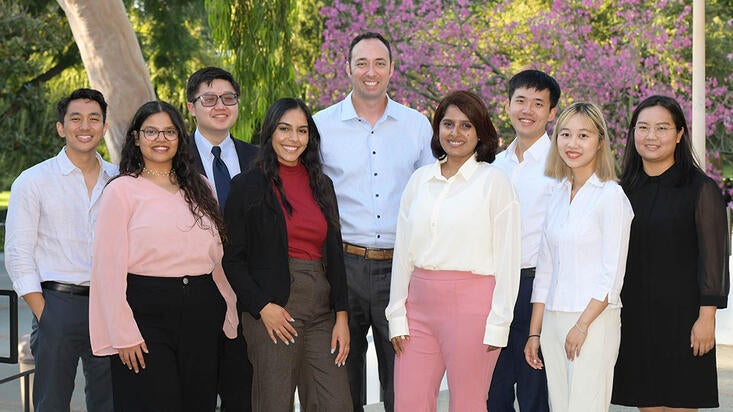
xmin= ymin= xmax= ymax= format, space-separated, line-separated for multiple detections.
xmin=116 ymin=100 xmax=226 ymax=238
xmin=253 ymin=98 xmax=340 ymax=229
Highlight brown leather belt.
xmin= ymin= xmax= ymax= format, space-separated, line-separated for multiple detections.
xmin=342 ymin=242 xmax=394 ymax=260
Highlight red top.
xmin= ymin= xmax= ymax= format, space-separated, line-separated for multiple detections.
xmin=276 ymin=162 xmax=327 ymax=259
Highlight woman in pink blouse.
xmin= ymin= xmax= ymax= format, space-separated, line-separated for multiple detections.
xmin=90 ymin=101 xmax=238 ymax=411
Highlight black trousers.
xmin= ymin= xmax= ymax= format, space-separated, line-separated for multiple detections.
xmin=218 ymin=326 xmax=253 ymax=412
xmin=111 ymin=274 xmax=225 ymax=412
xmin=343 ymin=254 xmax=395 ymax=412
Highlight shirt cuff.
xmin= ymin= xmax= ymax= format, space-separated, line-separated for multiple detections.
xmin=483 ymin=321 xmax=509 ymax=348
xmin=388 ymin=315 xmax=409 ymax=339
xmin=13 ymin=276 xmax=42 ymax=297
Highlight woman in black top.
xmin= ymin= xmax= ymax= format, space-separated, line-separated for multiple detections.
xmin=222 ymin=98 xmax=351 ymax=411
xmin=612 ymin=95 xmax=729 ymax=410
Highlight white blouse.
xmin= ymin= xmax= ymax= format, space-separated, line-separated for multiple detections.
xmin=386 ymin=155 xmax=521 ymax=347
xmin=532 ymin=174 xmax=634 ymax=312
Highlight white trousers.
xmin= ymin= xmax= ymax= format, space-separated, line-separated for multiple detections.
xmin=541 ymin=308 xmax=620 ymax=412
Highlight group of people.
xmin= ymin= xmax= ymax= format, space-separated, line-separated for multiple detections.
xmin=4 ymin=30 xmax=729 ymax=412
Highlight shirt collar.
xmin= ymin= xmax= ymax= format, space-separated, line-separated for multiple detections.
xmin=56 ymin=147 xmax=114 ymax=177
xmin=340 ymin=92 xmax=400 ymax=122
xmin=504 ymin=133 xmax=550 ymax=163
xmin=195 ymin=129 xmax=233 ymax=156
xmin=562 ymin=172 xmax=604 ymax=189
xmin=428 ymin=154 xmax=480 ymax=182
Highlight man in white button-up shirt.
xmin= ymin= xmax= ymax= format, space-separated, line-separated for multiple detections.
xmin=5 ymin=89 xmax=117 ymax=411
xmin=314 ymin=32 xmax=434 ymax=412
xmin=488 ymin=70 xmax=561 ymax=412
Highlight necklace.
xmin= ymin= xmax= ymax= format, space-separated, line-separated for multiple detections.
xmin=142 ymin=167 xmax=175 ymax=177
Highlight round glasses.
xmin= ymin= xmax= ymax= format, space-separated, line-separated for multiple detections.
xmin=192 ymin=93 xmax=239 ymax=107
xmin=139 ymin=127 xmax=179 ymax=141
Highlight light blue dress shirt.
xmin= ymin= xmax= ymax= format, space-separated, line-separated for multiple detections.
xmin=314 ymin=93 xmax=434 ymax=248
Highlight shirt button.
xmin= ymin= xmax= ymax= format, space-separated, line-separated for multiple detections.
xmin=374 ymin=173 xmax=378 ymax=176
xmin=183 ymin=277 xmax=189 ymax=285
xmin=375 ymin=194 xmax=379 ymax=197
xmin=377 ymin=234 xmax=381 ymax=238
xmin=372 ymin=151 xmax=376 ymax=154
xmin=377 ymin=215 xmax=381 ymax=219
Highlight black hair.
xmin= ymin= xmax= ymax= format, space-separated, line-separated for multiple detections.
xmin=507 ymin=70 xmax=561 ymax=109
xmin=116 ymin=100 xmax=226 ymax=238
xmin=253 ymin=98 xmax=340 ymax=229
xmin=348 ymin=32 xmax=392 ymax=64
xmin=430 ymin=90 xmax=499 ymax=163
xmin=620 ymin=95 xmax=701 ymax=191
xmin=57 ymin=88 xmax=108 ymax=123
xmin=186 ymin=67 xmax=241 ymax=103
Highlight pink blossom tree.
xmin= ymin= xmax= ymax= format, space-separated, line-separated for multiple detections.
xmin=304 ymin=0 xmax=733 ymax=186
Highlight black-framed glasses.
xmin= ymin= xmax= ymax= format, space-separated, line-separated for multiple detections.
xmin=192 ymin=93 xmax=239 ymax=107
xmin=139 ymin=127 xmax=179 ymax=141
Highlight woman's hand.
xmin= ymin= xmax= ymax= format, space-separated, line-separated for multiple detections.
xmin=118 ymin=342 xmax=148 ymax=374
xmin=331 ymin=311 xmax=350 ymax=367
xmin=524 ymin=336 xmax=543 ymax=369
xmin=260 ymin=303 xmax=298 ymax=345
xmin=391 ymin=335 xmax=409 ymax=357
xmin=691 ymin=306 xmax=717 ymax=356
xmin=564 ymin=323 xmax=587 ymax=361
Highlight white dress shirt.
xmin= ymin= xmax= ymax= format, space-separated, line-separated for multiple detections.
xmin=194 ymin=130 xmax=241 ymax=199
xmin=532 ymin=174 xmax=633 ymax=312
xmin=386 ymin=156 xmax=521 ymax=347
xmin=4 ymin=148 xmax=118 ymax=296
xmin=314 ymin=93 xmax=434 ymax=248
xmin=493 ymin=134 xmax=557 ymax=269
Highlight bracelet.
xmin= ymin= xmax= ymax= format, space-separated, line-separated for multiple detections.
xmin=528 ymin=334 xmax=540 ymax=339
xmin=574 ymin=323 xmax=587 ymax=335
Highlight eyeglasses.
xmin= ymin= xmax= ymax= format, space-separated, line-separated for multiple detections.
xmin=635 ymin=124 xmax=675 ymax=137
xmin=192 ymin=93 xmax=239 ymax=107
xmin=139 ymin=127 xmax=179 ymax=141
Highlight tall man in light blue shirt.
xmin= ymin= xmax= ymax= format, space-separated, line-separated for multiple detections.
xmin=5 ymin=88 xmax=117 ymax=411
xmin=313 ymin=32 xmax=434 ymax=412
xmin=488 ymin=70 xmax=560 ymax=412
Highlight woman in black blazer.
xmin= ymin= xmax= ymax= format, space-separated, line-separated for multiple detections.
xmin=222 ymin=98 xmax=351 ymax=412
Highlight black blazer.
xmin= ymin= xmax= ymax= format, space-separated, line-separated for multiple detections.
xmin=222 ymin=167 xmax=349 ymax=318
xmin=189 ymin=134 xmax=258 ymax=178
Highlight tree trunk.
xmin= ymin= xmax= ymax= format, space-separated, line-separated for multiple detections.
xmin=56 ymin=0 xmax=155 ymax=163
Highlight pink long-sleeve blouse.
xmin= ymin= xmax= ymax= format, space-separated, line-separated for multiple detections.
xmin=89 ymin=175 xmax=238 ymax=356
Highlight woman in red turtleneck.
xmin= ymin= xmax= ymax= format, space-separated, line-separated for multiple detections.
xmin=222 ymin=98 xmax=352 ymax=411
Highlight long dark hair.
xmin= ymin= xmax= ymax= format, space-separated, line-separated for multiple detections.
xmin=619 ymin=95 xmax=701 ymax=191
xmin=252 ymin=98 xmax=340 ymax=229
xmin=430 ymin=90 xmax=499 ymax=163
xmin=117 ymin=101 xmax=226 ymax=237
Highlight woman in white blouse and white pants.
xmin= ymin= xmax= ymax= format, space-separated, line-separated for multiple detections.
xmin=386 ymin=90 xmax=520 ymax=411
xmin=524 ymin=102 xmax=633 ymax=412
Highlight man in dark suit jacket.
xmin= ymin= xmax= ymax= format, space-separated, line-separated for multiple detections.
xmin=186 ymin=66 xmax=258 ymax=412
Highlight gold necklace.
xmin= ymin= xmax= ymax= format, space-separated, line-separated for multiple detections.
xmin=142 ymin=167 xmax=175 ymax=177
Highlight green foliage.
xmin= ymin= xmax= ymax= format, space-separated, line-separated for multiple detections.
xmin=0 ymin=0 xmax=81 ymax=190
xmin=205 ymin=0 xmax=303 ymax=143
xmin=125 ymin=0 xmax=223 ymax=127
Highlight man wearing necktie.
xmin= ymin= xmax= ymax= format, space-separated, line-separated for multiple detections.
xmin=187 ymin=67 xmax=258 ymax=412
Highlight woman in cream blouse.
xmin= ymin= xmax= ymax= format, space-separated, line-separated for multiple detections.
xmin=386 ymin=90 xmax=520 ymax=411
